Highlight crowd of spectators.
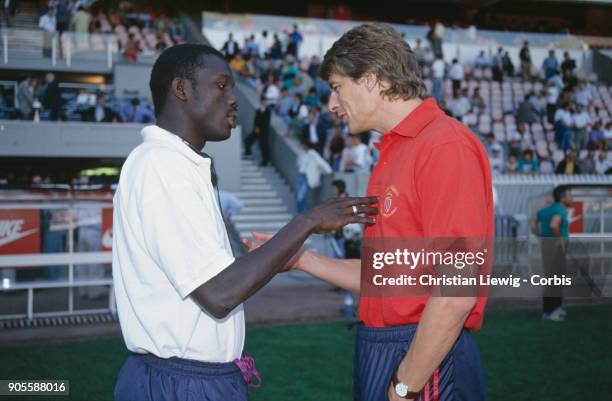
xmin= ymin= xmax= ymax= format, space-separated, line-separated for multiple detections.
xmin=6 ymin=73 xmax=154 ymax=123
xmin=38 ymin=0 xmax=186 ymax=62
xmin=223 ymin=27 xmax=611 ymax=176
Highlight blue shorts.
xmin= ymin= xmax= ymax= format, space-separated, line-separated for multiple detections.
xmin=354 ymin=323 xmax=486 ymax=401
xmin=114 ymin=353 xmax=249 ymax=401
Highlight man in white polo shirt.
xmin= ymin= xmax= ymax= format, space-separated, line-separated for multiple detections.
xmin=112 ymin=44 xmax=378 ymax=401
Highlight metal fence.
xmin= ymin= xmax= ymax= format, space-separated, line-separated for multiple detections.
xmin=1 ymin=28 xmax=118 ymax=69
xmin=0 ymin=198 xmax=114 ymax=321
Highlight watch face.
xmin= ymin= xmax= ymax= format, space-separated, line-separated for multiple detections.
xmin=395 ymin=382 xmax=409 ymax=397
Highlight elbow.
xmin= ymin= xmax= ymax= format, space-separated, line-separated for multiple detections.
xmin=191 ymin=287 xmax=235 ymax=320
xmin=441 ymin=296 xmax=477 ymax=317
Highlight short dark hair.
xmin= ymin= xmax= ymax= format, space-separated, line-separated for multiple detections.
xmin=320 ymin=23 xmax=427 ymax=101
xmin=331 ymin=179 xmax=346 ymax=195
xmin=150 ymin=44 xmax=225 ymax=117
xmin=553 ymin=185 xmax=568 ymax=203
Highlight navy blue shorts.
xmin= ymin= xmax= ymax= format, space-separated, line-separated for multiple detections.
xmin=354 ymin=323 xmax=486 ymax=401
xmin=114 ymin=353 xmax=249 ymax=401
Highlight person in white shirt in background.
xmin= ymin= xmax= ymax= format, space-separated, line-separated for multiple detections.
xmin=449 ymin=58 xmax=464 ymax=94
xmin=572 ymin=103 xmax=591 ymax=151
xmin=39 ymin=8 xmax=56 ymax=58
xmin=431 ymin=54 xmax=445 ymax=105
xmin=341 ymin=134 xmax=372 ymax=173
xmin=595 ymin=151 xmax=610 ymax=175
xmin=546 ymin=81 xmax=560 ymax=124
xmin=113 ymin=44 xmax=378 ymax=401
xmin=605 ymin=122 xmax=612 ymax=149
xmin=448 ymin=88 xmax=471 ymax=121
xmin=296 ymin=140 xmax=333 ymax=212
xmin=488 ymin=143 xmax=505 ymax=175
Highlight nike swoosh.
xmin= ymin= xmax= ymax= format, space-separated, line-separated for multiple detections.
xmin=0 ymin=228 xmax=38 ymax=247
xmin=568 ymin=214 xmax=582 ymax=225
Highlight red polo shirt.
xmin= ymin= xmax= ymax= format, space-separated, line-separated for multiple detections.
xmin=360 ymin=98 xmax=494 ymax=331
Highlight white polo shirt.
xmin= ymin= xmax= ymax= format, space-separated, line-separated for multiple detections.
xmin=112 ymin=124 xmax=244 ymax=363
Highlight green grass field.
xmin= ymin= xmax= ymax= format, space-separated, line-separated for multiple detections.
xmin=0 ymin=304 xmax=610 ymax=401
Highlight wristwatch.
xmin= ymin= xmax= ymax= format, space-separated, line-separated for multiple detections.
xmin=391 ymin=373 xmax=420 ymax=399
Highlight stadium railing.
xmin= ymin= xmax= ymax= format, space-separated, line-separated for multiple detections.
xmin=0 ymin=194 xmax=114 ymax=322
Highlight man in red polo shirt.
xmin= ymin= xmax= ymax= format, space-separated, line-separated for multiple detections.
xmin=248 ymin=23 xmax=492 ymax=401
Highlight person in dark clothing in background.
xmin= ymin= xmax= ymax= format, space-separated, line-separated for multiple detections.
xmin=42 ymin=73 xmax=63 ymax=121
xmin=84 ymin=95 xmax=117 ymax=123
xmin=300 ymin=109 xmax=327 ymax=156
xmin=244 ymin=96 xmax=272 ymax=166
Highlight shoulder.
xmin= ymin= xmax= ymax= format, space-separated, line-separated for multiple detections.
xmin=123 ymin=142 xmax=194 ymax=184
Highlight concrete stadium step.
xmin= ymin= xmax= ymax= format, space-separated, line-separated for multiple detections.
xmin=241 ymin=177 xmax=268 ymax=184
xmin=233 ymin=191 xmax=278 ymax=198
xmin=241 ymin=198 xmax=283 ymax=206
xmin=231 ymin=213 xmax=293 ymax=222
xmin=241 ymin=206 xmax=289 ymax=213
xmin=240 ymin=184 xmax=273 ymax=191
xmin=234 ymin=221 xmax=288 ymax=231
xmin=241 ymin=171 xmax=264 ymax=178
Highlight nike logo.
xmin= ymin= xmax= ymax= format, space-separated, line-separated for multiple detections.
xmin=0 ymin=228 xmax=38 ymax=247
xmin=568 ymin=211 xmax=582 ymax=225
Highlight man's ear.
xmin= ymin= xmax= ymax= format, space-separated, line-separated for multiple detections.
xmin=172 ymin=78 xmax=188 ymax=102
xmin=362 ymin=73 xmax=379 ymax=93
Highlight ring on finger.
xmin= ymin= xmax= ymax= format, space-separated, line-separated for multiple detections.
xmin=352 ymin=205 xmax=359 ymax=215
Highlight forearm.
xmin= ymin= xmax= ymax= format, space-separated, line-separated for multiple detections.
xmin=192 ymin=215 xmax=315 ymax=318
xmin=396 ymin=296 xmax=476 ymax=394
xmin=297 ymin=251 xmax=361 ymax=293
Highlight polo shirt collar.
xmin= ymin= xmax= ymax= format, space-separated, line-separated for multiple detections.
xmin=141 ymin=124 xmax=210 ymax=166
xmin=389 ymin=98 xmax=443 ymax=138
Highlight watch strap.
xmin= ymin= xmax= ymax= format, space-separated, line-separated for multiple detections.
xmin=392 ymin=373 xmax=421 ymax=399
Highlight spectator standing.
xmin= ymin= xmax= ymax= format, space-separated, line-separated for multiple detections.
xmin=492 ymin=47 xmax=504 ymax=82
xmin=71 ymin=6 xmax=91 ymax=36
xmin=243 ymin=97 xmax=272 ymax=166
xmin=39 ymin=8 xmax=56 ymax=58
xmin=42 ymin=73 xmax=62 ymax=121
xmin=533 ymin=186 xmax=572 ymax=321
xmin=301 ymin=109 xmax=326 ymax=155
xmin=449 ymin=59 xmax=464 ymax=94
xmin=554 ymin=102 xmax=574 ymax=151
xmin=560 ymin=52 xmax=576 ymax=85
xmin=328 ymin=125 xmax=345 ymax=172
xmin=296 ymin=140 xmax=332 ymax=212
xmin=17 ymin=76 xmax=38 ymax=120
xmin=546 ymin=81 xmax=560 ymax=124
xmin=572 ymin=104 xmax=590 ymax=151
xmin=221 ymin=33 xmax=239 ymax=60
xmin=519 ymin=41 xmax=532 ymax=82
xmin=502 ymin=51 xmax=514 ymax=77
xmin=542 ymin=50 xmax=559 ymax=82
xmin=431 ymin=54 xmax=445 ymax=104
xmin=288 ymin=24 xmax=303 ymax=58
